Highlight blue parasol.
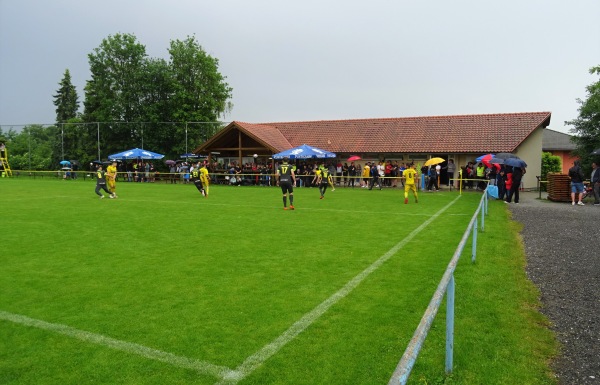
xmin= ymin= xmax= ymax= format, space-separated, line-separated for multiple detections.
xmin=108 ymin=148 xmax=164 ymax=160
xmin=273 ymin=144 xmax=336 ymax=160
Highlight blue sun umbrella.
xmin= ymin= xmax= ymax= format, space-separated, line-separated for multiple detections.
xmin=273 ymin=144 xmax=336 ymax=159
xmin=108 ymin=148 xmax=164 ymax=160
xmin=59 ymin=160 xmax=71 ymax=166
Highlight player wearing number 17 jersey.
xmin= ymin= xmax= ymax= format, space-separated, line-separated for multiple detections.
xmin=276 ymin=157 xmax=296 ymax=210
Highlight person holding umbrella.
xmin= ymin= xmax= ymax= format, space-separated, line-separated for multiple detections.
xmin=505 ymin=160 xmax=526 ymax=204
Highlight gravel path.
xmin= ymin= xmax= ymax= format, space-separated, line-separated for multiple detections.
xmin=507 ymin=192 xmax=599 ymax=385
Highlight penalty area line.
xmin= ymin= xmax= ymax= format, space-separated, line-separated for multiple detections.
xmin=215 ymin=195 xmax=462 ymax=385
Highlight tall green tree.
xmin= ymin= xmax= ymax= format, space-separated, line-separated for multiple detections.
xmin=6 ymin=125 xmax=58 ymax=170
xmin=168 ymin=35 xmax=233 ymax=123
xmin=566 ymin=65 xmax=600 ymax=171
xmin=83 ymin=33 xmax=148 ymax=154
xmin=81 ymin=33 xmax=233 ymax=159
xmin=168 ymin=35 xmax=232 ymax=156
xmin=53 ymin=69 xmax=80 ymax=123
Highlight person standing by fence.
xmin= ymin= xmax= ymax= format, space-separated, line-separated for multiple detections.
xmin=568 ymin=160 xmax=585 ymax=206
xmin=506 ymin=166 xmax=525 ymax=204
xmin=447 ymin=159 xmax=456 ymax=187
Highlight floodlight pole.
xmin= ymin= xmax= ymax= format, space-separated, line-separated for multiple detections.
xmin=97 ymin=122 xmax=101 ymax=161
xmin=185 ymin=122 xmax=188 ymax=155
xmin=28 ymin=129 xmax=31 ymax=170
xmin=61 ymin=123 xmax=64 ymax=161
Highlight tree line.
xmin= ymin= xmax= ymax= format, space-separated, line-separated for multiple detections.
xmin=0 ymin=33 xmax=232 ymax=170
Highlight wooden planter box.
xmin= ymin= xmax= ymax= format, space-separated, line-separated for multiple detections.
xmin=547 ymin=173 xmax=571 ymax=202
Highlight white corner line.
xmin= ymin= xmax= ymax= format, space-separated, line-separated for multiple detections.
xmin=215 ymin=195 xmax=462 ymax=385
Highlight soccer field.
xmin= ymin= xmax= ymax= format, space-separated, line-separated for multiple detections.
xmin=0 ymin=179 xmax=557 ymax=385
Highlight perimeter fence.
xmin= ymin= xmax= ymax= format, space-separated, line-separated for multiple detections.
xmin=388 ymin=187 xmax=489 ymax=384
xmin=4 ymin=169 xmax=494 ymax=191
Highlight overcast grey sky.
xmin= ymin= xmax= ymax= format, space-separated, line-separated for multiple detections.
xmin=1 ymin=0 xmax=599 ymax=133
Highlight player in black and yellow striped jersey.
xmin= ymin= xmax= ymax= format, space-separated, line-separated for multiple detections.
xmin=190 ymin=162 xmax=206 ymax=197
xmin=318 ymin=167 xmax=330 ymax=199
xmin=95 ymin=165 xmax=113 ymax=199
xmin=276 ymin=157 xmax=296 ymax=210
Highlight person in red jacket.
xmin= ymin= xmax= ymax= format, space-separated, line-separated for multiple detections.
xmin=504 ymin=169 xmax=513 ymax=203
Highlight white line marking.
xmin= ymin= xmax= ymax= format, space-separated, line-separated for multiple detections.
xmin=215 ymin=195 xmax=462 ymax=384
xmin=0 ymin=310 xmax=234 ymax=379
xmin=1 ymin=195 xmax=461 ymax=383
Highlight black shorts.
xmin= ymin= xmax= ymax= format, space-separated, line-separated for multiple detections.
xmin=280 ymin=181 xmax=293 ymax=194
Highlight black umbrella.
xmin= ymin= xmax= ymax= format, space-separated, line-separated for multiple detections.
xmin=504 ymin=157 xmax=527 ymax=168
xmin=590 ymin=148 xmax=600 ymax=156
xmin=494 ymin=153 xmax=518 ymax=159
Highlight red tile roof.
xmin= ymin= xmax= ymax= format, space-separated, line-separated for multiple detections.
xmin=199 ymin=112 xmax=551 ymax=155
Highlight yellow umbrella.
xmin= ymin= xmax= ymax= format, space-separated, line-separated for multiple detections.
xmin=424 ymin=157 xmax=445 ymax=166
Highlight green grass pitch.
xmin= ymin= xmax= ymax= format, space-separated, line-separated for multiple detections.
xmin=0 ymin=178 xmax=557 ymax=384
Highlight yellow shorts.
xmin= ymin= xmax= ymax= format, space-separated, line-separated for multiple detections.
xmin=405 ymin=183 xmax=417 ymax=196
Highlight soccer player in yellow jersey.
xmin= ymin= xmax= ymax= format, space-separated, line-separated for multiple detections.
xmin=311 ymin=166 xmax=322 ymax=187
xmin=200 ymin=162 xmax=210 ymax=197
xmin=402 ymin=163 xmax=418 ymax=204
xmin=362 ymin=162 xmax=371 ymax=188
xmin=106 ymin=160 xmax=118 ymax=198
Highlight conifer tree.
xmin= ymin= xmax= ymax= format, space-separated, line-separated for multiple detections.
xmin=53 ymin=69 xmax=80 ymax=123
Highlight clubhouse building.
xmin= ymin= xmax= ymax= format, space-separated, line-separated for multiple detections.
xmin=194 ymin=111 xmax=553 ymax=189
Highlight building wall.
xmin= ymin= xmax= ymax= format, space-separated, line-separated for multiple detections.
xmin=514 ymin=126 xmax=544 ymax=189
xmin=552 ymin=150 xmax=578 ymax=174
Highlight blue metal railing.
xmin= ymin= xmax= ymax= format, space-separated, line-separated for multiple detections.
xmin=388 ymin=189 xmax=489 ymax=385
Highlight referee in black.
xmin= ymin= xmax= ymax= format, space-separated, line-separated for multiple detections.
xmin=276 ymin=156 xmax=296 ymax=210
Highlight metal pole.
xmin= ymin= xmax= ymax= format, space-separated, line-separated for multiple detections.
xmin=28 ymin=128 xmax=31 ymax=170
xmin=61 ymin=123 xmax=64 ymax=161
xmin=481 ymin=198 xmax=485 ymax=232
xmin=185 ymin=122 xmax=188 ymax=155
xmin=472 ymin=217 xmax=478 ymax=263
xmin=445 ymin=274 xmax=455 ymax=373
xmin=97 ymin=122 xmax=100 ymax=161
